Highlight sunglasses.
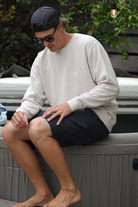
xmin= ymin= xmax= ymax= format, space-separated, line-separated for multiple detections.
xmin=33 ymin=25 xmax=58 ymax=44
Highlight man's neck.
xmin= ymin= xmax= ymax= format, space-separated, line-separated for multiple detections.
xmin=60 ymin=32 xmax=74 ymax=49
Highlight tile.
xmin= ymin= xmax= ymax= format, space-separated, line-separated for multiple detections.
xmin=0 ymin=199 xmax=18 ymax=207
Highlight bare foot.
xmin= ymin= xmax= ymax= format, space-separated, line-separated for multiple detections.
xmin=43 ymin=187 xmax=81 ymax=207
xmin=11 ymin=192 xmax=54 ymax=207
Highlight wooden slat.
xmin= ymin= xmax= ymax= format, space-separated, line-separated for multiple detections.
xmin=109 ymin=54 xmax=138 ymax=72
xmin=103 ymin=36 xmax=138 ymax=53
xmin=100 ymin=25 xmax=138 ymax=35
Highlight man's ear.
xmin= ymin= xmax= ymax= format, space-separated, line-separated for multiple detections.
xmin=59 ymin=22 xmax=64 ymax=31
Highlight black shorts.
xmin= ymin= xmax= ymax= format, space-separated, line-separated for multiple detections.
xmin=29 ymin=108 xmax=109 ymax=147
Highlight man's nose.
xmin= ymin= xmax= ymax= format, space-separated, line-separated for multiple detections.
xmin=44 ymin=40 xmax=50 ymax=47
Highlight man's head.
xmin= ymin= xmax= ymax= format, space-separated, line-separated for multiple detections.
xmin=31 ymin=7 xmax=68 ymax=51
xmin=31 ymin=7 xmax=68 ymax=33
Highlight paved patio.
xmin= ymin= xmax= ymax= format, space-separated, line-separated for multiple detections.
xmin=0 ymin=199 xmax=18 ymax=207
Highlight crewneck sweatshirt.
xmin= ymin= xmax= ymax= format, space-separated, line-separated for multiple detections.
xmin=17 ymin=33 xmax=119 ymax=132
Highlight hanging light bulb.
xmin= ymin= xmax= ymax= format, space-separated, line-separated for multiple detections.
xmin=111 ymin=1 xmax=117 ymax=18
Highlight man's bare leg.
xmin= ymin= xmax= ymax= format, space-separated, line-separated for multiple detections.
xmin=28 ymin=117 xmax=81 ymax=207
xmin=2 ymin=122 xmax=54 ymax=207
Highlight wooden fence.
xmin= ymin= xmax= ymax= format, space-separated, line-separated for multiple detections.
xmin=103 ymin=27 xmax=138 ymax=74
xmin=8 ymin=0 xmax=138 ymax=75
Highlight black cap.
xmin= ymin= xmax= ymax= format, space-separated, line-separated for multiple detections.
xmin=31 ymin=7 xmax=68 ymax=32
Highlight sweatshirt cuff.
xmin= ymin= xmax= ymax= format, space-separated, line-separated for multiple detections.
xmin=67 ymin=97 xmax=83 ymax=112
xmin=16 ymin=107 xmax=26 ymax=115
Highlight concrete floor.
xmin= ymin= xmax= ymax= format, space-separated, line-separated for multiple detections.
xmin=0 ymin=199 xmax=18 ymax=207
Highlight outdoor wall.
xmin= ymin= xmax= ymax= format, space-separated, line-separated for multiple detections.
xmin=3 ymin=0 xmax=138 ymax=75
xmin=34 ymin=0 xmax=138 ymax=75
xmin=103 ymin=27 xmax=138 ymax=74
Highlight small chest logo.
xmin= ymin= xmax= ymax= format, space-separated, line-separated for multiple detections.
xmin=69 ymin=68 xmax=82 ymax=78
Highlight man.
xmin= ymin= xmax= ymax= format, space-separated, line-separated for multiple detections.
xmin=2 ymin=6 xmax=119 ymax=207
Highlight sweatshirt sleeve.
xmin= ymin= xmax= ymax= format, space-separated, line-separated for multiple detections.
xmin=16 ymin=57 xmax=47 ymax=119
xmin=67 ymin=41 xmax=119 ymax=111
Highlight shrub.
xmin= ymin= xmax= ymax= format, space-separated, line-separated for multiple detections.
xmin=0 ymin=0 xmax=138 ymax=72
xmin=0 ymin=0 xmax=44 ymax=72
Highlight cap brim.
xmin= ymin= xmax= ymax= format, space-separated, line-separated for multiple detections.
xmin=60 ymin=18 xmax=68 ymax=22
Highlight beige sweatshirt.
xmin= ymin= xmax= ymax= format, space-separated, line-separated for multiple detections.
xmin=17 ymin=33 xmax=119 ymax=132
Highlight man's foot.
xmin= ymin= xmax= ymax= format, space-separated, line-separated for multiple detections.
xmin=11 ymin=192 xmax=54 ymax=207
xmin=43 ymin=187 xmax=81 ymax=207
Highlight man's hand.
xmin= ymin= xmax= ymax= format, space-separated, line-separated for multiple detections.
xmin=43 ymin=102 xmax=72 ymax=125
xmin=11 ymin=111 xmax=29 ymax=129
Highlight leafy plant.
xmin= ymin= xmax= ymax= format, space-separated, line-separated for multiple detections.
xmin=0 ymin=0 xmax=44 ymax=72
xmin=0 ymin=0 xmax=138 ymax=73
xmin=89 ymin=0 xmax=138 ymax=61
xmin=58 ymin=0 xmax=138 ymax=62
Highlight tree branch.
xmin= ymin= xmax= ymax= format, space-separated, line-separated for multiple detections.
xmin=12 ymin=0 xmax=44 ymax=34
xmin=22 ymin=0 xmax=44 ymax=27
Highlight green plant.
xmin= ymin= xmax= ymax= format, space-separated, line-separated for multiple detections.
xmin=0 ymin=0 xmax=138 ymax=73
xmin=0 ymin=0 xmax=44 ymax=72
xmin=89 ymin=0 xmax=138 ymax=61
xmin=58 ymin=0 xmax=138 ymax=62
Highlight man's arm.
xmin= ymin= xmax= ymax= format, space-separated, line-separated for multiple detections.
xmin=16 ymin=57 xmax=47 ymax=120
xmin=67 ymin=42 xmax=119 ymax=112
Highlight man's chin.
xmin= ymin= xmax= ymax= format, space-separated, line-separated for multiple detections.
xmin=48 ymin=45 xmax=54 ymax=51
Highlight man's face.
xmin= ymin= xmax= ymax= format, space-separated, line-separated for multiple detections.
xmin=35 ymin=23 xmax=63 ymax=52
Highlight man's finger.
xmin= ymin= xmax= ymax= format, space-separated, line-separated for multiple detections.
xmin=13 ymin=114 xmax=26 ymax=128
xmin=47 ymin=112 xmax=59 ymax=122
xmin=12 ymin=112 xmax=28 ymax=128
xmin=56 ymin=115 xmax=64 ymax=125
xmin=11 ymin=118 xmax=25 ymax=129
xmin=12 ymin=114 xmax=23 ymax=128
xmin=43 ymin=107 xmax=57 ymax=118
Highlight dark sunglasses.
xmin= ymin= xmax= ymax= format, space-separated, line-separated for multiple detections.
xmin=33 ymin=25 xmax=58 ymax=44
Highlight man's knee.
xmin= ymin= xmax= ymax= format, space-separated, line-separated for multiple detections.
xmin=2 ymin=122 xmax=16 ymax=145
xmin=28 ymin=117 xmax=52 ymax=145
xmin=2 ymin=122 xmax=29 ymax=146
